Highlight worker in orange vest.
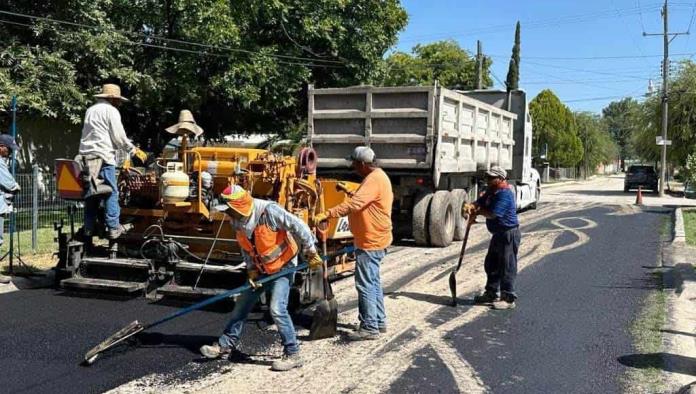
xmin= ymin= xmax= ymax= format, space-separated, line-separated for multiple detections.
xmin=200 ymin=185 xmax=322 ymax=372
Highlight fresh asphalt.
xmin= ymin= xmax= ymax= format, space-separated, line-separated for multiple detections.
xmin=390 ymin=204 xmax=667 ymax=393
xmin=0 ymin=203 xmax=667 ymax=393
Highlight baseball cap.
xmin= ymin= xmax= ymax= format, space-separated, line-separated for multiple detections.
xmin=0 ymin=134 xmax=19 ymax=151
xmin=346 ymin=146 xmax=375 ymax=164
xmin=213 ymin=185 xmax=254 ymax=216
xmin=485 ymin=166 xmax=507 ymax=179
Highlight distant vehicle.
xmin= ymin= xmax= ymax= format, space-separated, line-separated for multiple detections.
xmin=624 ymin=165 xmax=658 ymax=193
xmin=684 ymin=181 xmax=696 ymax=199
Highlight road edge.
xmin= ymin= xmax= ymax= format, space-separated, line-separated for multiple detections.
xmin=662 ymin=208 xmax=696 ymax=393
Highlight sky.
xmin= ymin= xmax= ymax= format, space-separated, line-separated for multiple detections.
xmin=395 ymin=0 xmax=696 ymax=113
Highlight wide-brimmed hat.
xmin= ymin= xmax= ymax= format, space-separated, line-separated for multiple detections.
xmin=214 ymin=185 xmax=253 ymax=217
xmin=165 ymin=110 xmax=204 ymax=137
xmin=94 ymin=84 xmax=129 ymax=102
xmin=485 ymin=166 xmax=507 ymax=179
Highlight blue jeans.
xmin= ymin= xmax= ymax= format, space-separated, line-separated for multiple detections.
xmin=218 ymin=270 xmax=299 ymax=355
xmin=84 ymin=165 xmax=120 ymax=231
xmin=484 ymin=227 xmax=521 ymax=301
xmin=355 ymin=249 xmax=387 ymax=333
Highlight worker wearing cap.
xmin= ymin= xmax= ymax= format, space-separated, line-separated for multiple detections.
xmin=463 ymin=166 xmax=521 ymax=310
xmin=200 ymin=185 xmax=323 ymax=372
xmin=0 ymin=135 xmax=19 ymax=284
xmin=78 ymin=84 xmax=147 ymax=240
xmin=315 ymin=146 xmax=393 ymax=341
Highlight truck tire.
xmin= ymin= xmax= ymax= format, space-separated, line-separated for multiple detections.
xmin=429 ymin=191 xmax=456 ymax=247
xmin=530 ymin=182 xmax=540 ymax=210
xmin=451 ymin=189 xmax=468 ymax=241
xmin=412 ymin=192 xmax=433 ymax=246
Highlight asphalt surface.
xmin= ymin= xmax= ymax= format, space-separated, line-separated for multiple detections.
xmin=0 ymin=289 xmax=265 ymax=393
xmin=390 ymin=204 xmax=667 ymax=393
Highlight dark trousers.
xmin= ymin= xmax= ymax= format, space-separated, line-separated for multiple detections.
xmin=484 ymin=227 xmax=521 ymax=301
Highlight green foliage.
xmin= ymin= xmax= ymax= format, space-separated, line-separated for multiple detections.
xmin=632 ymin=61 xmax=696 ymax=167
xmin=0 ymin=0 xmax=408 ymax=149
xmin=601 ymin=97 xmax=640 ymax=163
xmin=574 ymin=112 xmax=619 ymax=172
xmin=505 ymin=21 xmax=520 ymax=92
xmin=684 ymin=153 xmax=696 ymax=184
xmin=529 ymin=89 xmax=583 ymax=167
xmin=383 ymin=40 xmax=492 ymax=89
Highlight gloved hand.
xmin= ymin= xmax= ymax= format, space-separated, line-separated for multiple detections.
xmin=314 ymin=212 xmax=329 ymax=225
xmin=307 ymin=250 xmax=323 ymax=270
xmin=132 ymin=147 xmax=148 ymax=163
xmin=461 ymin=203 xmax=476 ymax=218
xmin=122 ymin=158 xmax=132 ymax=170
xmin=248 ymin=269 xmax=261 ymax=289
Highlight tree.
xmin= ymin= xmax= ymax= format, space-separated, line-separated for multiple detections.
xmin=601 ymin=98 xmax=639 ymax=168
xmin=505 ymin=21 xmax=520 ymax=91
xmin=632 ymin=60 xmax=696 ymax=167
xmin=0 ymin=0 xmax=408 ymax=154
xmin=574 ymin=112 xmax=619 ymax=173
xmin=529 ymin=89 xmax=582 ymax=167
xmin=383 ymin=40 xmax=492 ymax=89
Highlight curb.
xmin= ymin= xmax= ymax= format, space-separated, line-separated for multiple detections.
xmin=540 ymin=181 xmax=579 ymax=190
xmin=674 ymin=208 xmax=686 ymax=244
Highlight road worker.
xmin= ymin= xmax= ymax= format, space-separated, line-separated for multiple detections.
xmin=200 ymin=185 xmax=323 ymax=371
xmin=463 ymin=166 xmax=520 ymax=310
xmin=315 ymin=146 xmax=393 ymax=340
xmin=78 ymin=84 xmax=147 ymax=240
xmin=0 ymin=134 xmax=19 ymax=284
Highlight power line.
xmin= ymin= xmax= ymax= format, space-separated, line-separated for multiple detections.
xmin=0 ymin=9 xmax=346 ymax=66
xmin=637 ymin=0 xmax=648 ymax=33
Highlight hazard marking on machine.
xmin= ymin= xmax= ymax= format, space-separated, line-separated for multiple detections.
xmin=55 ymin=160 xmax=83 ymax=200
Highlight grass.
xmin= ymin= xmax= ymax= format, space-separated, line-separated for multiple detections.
xmin=682 ymin=209 xmax=696 ymax=246
xmin=0 ymin=227 xmax=57 ymax=273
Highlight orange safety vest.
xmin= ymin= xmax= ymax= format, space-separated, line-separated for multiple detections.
xmin=235 ymin=215 xmax=299 ymax=275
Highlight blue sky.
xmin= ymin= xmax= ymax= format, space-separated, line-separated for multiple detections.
xmin=395 ymin=0 xmax=696 ymax=113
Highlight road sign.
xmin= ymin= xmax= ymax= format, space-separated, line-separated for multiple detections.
xmin=655 ymin=136 xmax=672 ymax=146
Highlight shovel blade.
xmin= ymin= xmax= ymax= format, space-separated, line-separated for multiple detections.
xmin=308 ymin=299 xmax=338 ymax=340
xmin=448 ymin=271 xmax=458 ymax=306
xmin=83 ymin=320 xmax=144 ymax=366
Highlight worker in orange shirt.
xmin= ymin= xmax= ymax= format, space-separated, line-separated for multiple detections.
xmin=315 ymin=146 xmax=393 ymax=341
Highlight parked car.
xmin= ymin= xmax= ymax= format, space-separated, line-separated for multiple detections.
xmin=624 ymin=165 xmax=658 ymax=193
xmin=684 ymin=181 xmax=696 ymax=199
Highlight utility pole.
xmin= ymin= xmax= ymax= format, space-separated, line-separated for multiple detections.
xmin=644 ymin=0 xmax=688 ymax=197
xmin=476 ymin=40 xmax=483 ymax=90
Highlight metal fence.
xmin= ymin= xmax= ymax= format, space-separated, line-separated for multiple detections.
xmin=6 ymin=165 xmax=83 ymax=253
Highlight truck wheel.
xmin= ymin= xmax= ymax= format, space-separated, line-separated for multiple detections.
xmin=451 ymin=189 xmax=468 ymax=241
xmin=412 ymin=192 xmax=433 ymax=246
xmin=429 ymin=191 xmax=455 ymax=247
xmin=530 ymin=183 xmax=540 ymax=210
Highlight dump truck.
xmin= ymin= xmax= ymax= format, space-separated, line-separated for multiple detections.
xmin=54 ymin=141 xmax=357 ymax=303
xmin=307 ymin=84 xmax=540 ymax=247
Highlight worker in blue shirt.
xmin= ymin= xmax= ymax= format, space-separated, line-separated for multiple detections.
xmin=463 ymin=166 xmax=521 ymax=310
xmin=0 ymin=134 xmax=20 ymax=284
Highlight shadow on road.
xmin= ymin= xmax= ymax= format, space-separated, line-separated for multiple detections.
xmin=560 ymin=189 xmax=652 ymax=197
xmin=618 ymin=353 xmax=696 ymax=376
xmin=388 ymin=291 xmax=468 ymax=306
xmin=137 ymin=332 xmax=217 ymax=354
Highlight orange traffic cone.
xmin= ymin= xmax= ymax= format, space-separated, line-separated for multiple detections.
xmin=635 ymin=185 xmax=643 ymax=205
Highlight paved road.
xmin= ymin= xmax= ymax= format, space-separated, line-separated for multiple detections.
xmin=0 ymin=176 xmax=673 ymax=393
xmin=390 ymin=202 xmax=665 ymax=393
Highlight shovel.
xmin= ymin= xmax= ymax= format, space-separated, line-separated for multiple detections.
xmin=308 ymin=184 xmax=338 ymax=340
xmin=448 ymin=217 xmax=474 ymax=307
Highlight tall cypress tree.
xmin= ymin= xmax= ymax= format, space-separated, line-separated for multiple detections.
xmin=506 ymin=21 xmax=521 ymax=91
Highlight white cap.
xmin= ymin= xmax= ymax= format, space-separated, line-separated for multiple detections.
xmin=346 ymin=146 xmax=375 ymax=164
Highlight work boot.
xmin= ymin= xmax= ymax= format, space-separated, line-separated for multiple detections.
xmin=107 ymin=224 xmax=132 ymax=240
xmin=271 ymin=352 xmax=303 ymax=372
xmin=354 ymin=323 xmax=387 ymax=334
xmin=347 ymin=328 xmax=380 ymax=341
xmin=473 ymin=291 xmax=498 ymax=304
xmin=0 ymin=274 xmax=11 ymax=284
xmin=492 ymin=299 xmax=516 ymax=310
xmin=200 ymin=343 xmax=232 ymax=359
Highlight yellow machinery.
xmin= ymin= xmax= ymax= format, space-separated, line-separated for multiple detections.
xmin=54 ymin=144 xmax=357 ymax=301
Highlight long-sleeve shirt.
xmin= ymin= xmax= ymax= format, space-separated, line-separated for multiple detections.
xmin=229 ymin=199 xmax=317 ymax=269
xmin=0 ymin=158 xmax=19 ymax=215
xmin=78 ymin=100 xmax=135 ymax=165
xmin=327 ymin=168 xmax=393 ymax=250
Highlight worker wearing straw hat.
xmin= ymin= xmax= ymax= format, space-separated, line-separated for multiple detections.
xmin=78 ymin=83 xmax=147 ymax=240
xmin=200 ymin=185 xmax=322 ymax=372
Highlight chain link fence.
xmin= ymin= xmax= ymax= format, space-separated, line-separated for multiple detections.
xmin=4 ymin=165 xmax=83 ymax=254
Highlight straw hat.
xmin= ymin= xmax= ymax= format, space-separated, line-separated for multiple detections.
xmin=214 ymin=185 xmax=254 ymax=217
xmin=165 ymin=110 xmax=204 ymax=137
xmin=94 ymin=84 xmax=129 ymax=102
